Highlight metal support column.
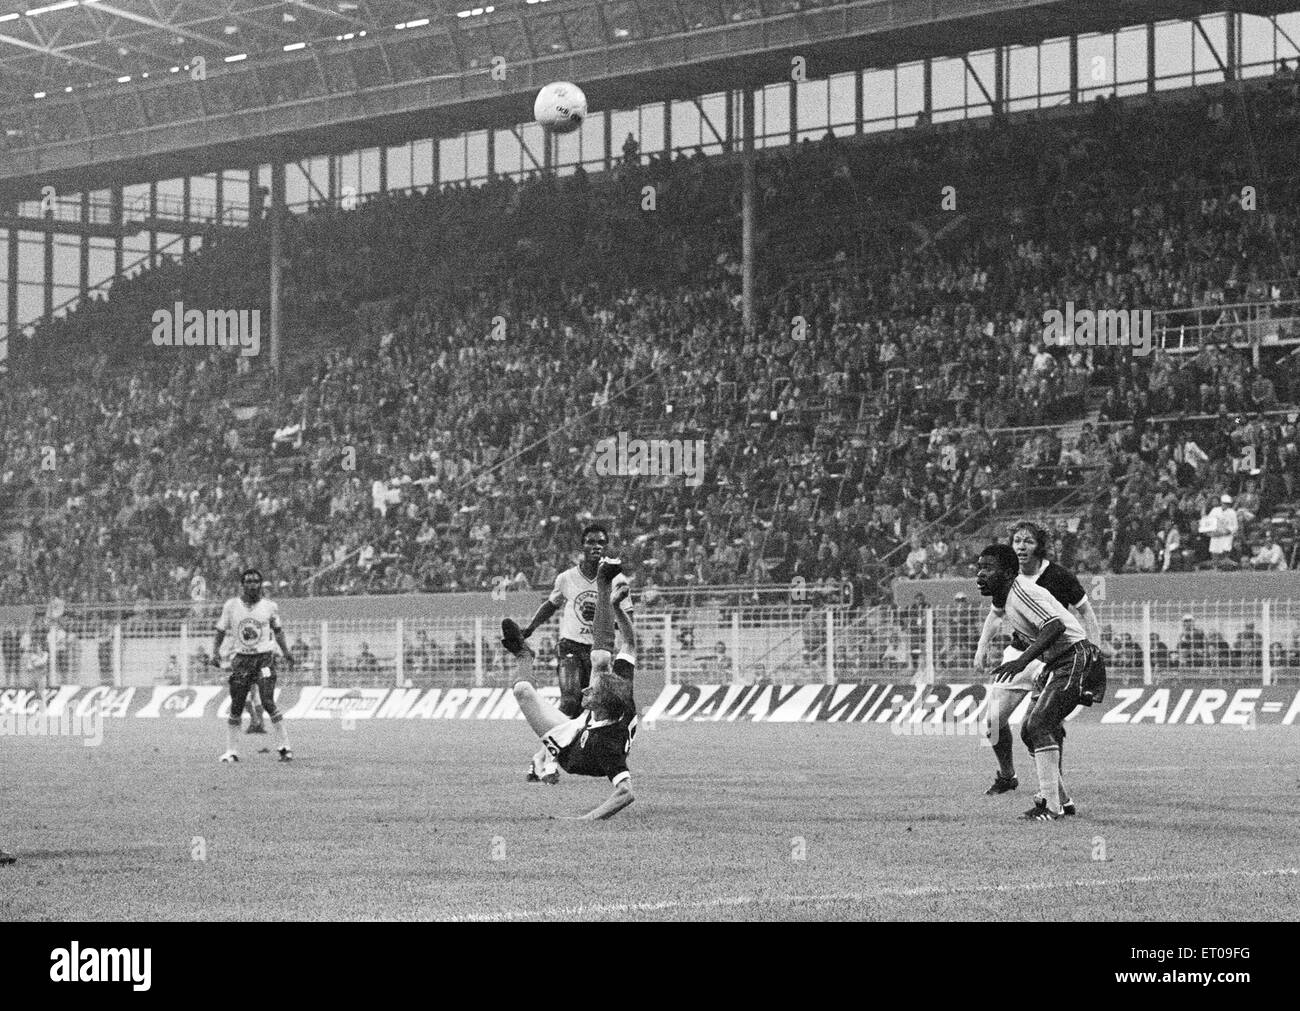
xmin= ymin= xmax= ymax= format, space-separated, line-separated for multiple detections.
xmin=111 ymin=186 xmax=123 ymax=277
xmin=269 ymin=161 xmax=284 ymax=371
xmin=741 ymin=86 xmax=756 ymax=334
xmin=79 ymin=191 xmax=90 ymax=296
xmin=5 ymin=210 xmax=18 ymax=354
xmin=1148 ymin=23 xmax=1157 ymax=93
xmin=42 ymin=204 xmax=53 ymax=323
xmin=1069 ymin=35 xmax=1079 ymax=103
xmin=148 ymin=180 xmax=158 ymax=267
xmin=603 ymin=108 xmax=612 ymax=171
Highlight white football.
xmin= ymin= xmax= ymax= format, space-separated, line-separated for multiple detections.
xmin=534 ymin=81 xmax=587 ymax=134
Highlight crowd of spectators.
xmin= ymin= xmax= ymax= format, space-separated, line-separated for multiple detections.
xmin=2 ymin=77 xmax=1299 ymax=608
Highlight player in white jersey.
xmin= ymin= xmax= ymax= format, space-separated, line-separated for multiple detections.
xmin=211 ymin=568 xmax=295 ymax=763
xmin=974 ymin=522 xmax=1101 ymax=807
xmin=512 ymin=524 xmax=632 ymax=783
xmin=976 ymin=544 xmax=1106 ymax=820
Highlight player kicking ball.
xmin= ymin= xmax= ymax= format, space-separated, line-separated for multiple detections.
xmin=211 ymin=568 xmax=295 ymax=764
xmin=975 ymin=544 xmax=1106 ymax=821
xmin=502 ymin=558 xmax=637 ymax=821
xmin=511 ymin=524 xmax=633 ymax=785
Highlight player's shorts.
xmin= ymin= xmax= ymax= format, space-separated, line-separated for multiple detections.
xmin=1042 ymin=640 xmax=1107 ymax=705
xmin=992 ymin=644 xmax=1045 ymax=693
xmin=231 ymin=651 xmax=275 ymax=680
xmin=228 ymin=652 xmax=277 ymax=718
xmin=558 ymin=638 xmax=593 ymax=686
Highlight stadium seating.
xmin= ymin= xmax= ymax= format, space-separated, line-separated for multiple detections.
xmin=2 ymin=76 xmax=1298 ymax=614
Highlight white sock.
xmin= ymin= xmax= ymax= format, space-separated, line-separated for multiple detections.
xmin=274 ymin=719 xmax=290 ymax=749
xmin=225 ymin=722 xmax=239 ymax=753
xmin=1034 ymin=748 xmax=1062 ymax=814
xmin=533 ymin=745 xmax=557 ymax=774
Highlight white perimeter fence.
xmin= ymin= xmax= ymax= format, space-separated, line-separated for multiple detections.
xmin=1 ymin=596 xmax=1297 ymax=690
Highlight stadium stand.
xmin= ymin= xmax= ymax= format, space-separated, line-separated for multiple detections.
xmin=2 ymin=77 xmax=1298 ymax=619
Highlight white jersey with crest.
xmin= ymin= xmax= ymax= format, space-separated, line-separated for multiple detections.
xmin=994 ymin=575 xmax=1086 ymax=647
xmin=548 ymin=565 xmax=633 ymax=643
xmin=217 ymin=596 xmax=282 ymax=654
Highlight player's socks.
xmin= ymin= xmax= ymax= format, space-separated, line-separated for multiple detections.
xmin=1032 ymin=747 xmax=1063 ymax=815
xmin=225 ymin=721 xmax=240 ymax=754
xmin=985 ymin=690 xmax=1016 ymax=778
xmin=272 ymin=717 xmax=290 ymax=749
xmin=990 ymin=731 xmax=1015 ymax=780
xmin=592 ymin=558 xmax=620 ymax=655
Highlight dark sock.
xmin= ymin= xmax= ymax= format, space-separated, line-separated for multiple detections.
xmin=593 ymin=566 xmax=617 ymax=656
xmin=992 ymin=732 xmax=1015 ymax=779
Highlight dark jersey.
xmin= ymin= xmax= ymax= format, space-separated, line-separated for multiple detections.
xmin=558 ymin=710 xmax=637 ymax=781
xmin=557 ymin=656 xmax=636 ymax=781
xmin=1035 ymin=561 xmax=1086 ymax=609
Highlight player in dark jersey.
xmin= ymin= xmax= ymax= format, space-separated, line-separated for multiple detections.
xmin=504 ymin=557 xmax=636 ymax=820
xmin=975 ymin=521 xmax=1100 ymax=807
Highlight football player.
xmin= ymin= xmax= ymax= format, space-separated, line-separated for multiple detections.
xmin=504 ymin=557 xmax=636 ymax=821
xmin=211 ymin=568 xmax=295 ymax=763
xmin=976 ymin=544 xmax=1107 ymax=820
xmin=512 ymin=524 xmax=632 ymax=783
xmin=974 ymin=522 xmax=1100 ymax=810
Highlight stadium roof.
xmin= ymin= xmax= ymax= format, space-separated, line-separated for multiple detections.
xmin=2 ymin=0 xmax=1299 ymax=197
xmin=4 ymin=0 xmax=1298 ymax=99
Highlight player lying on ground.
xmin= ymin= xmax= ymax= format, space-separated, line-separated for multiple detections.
xmin=976 ymin=544 xmax=1107 ymax=821
xmin=974 ymin=521 xmax=1100 ymax=810
xmin=211 ymin=568 xmax=295 ymax=763
xmin=502 ymin=558 xmax=637 ymax=820
xmin=512 ymin=523 xmax=633 ymax=784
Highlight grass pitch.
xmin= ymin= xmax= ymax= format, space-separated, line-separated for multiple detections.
xmin=1 ymin=718 xmax=1296 ymax=921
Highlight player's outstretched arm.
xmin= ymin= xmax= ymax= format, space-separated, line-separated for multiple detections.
xmin=523 ymin=600 xmax=560 ymax=638
xmin=573 ymin=779 xmax=635 ymax=821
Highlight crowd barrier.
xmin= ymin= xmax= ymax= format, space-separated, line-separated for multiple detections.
xmin=1 ymin=595 xmax=1297 ymax=691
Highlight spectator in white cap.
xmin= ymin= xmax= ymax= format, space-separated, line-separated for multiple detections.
xmin=1203 ymin=494 xmax=1239 ymax=568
